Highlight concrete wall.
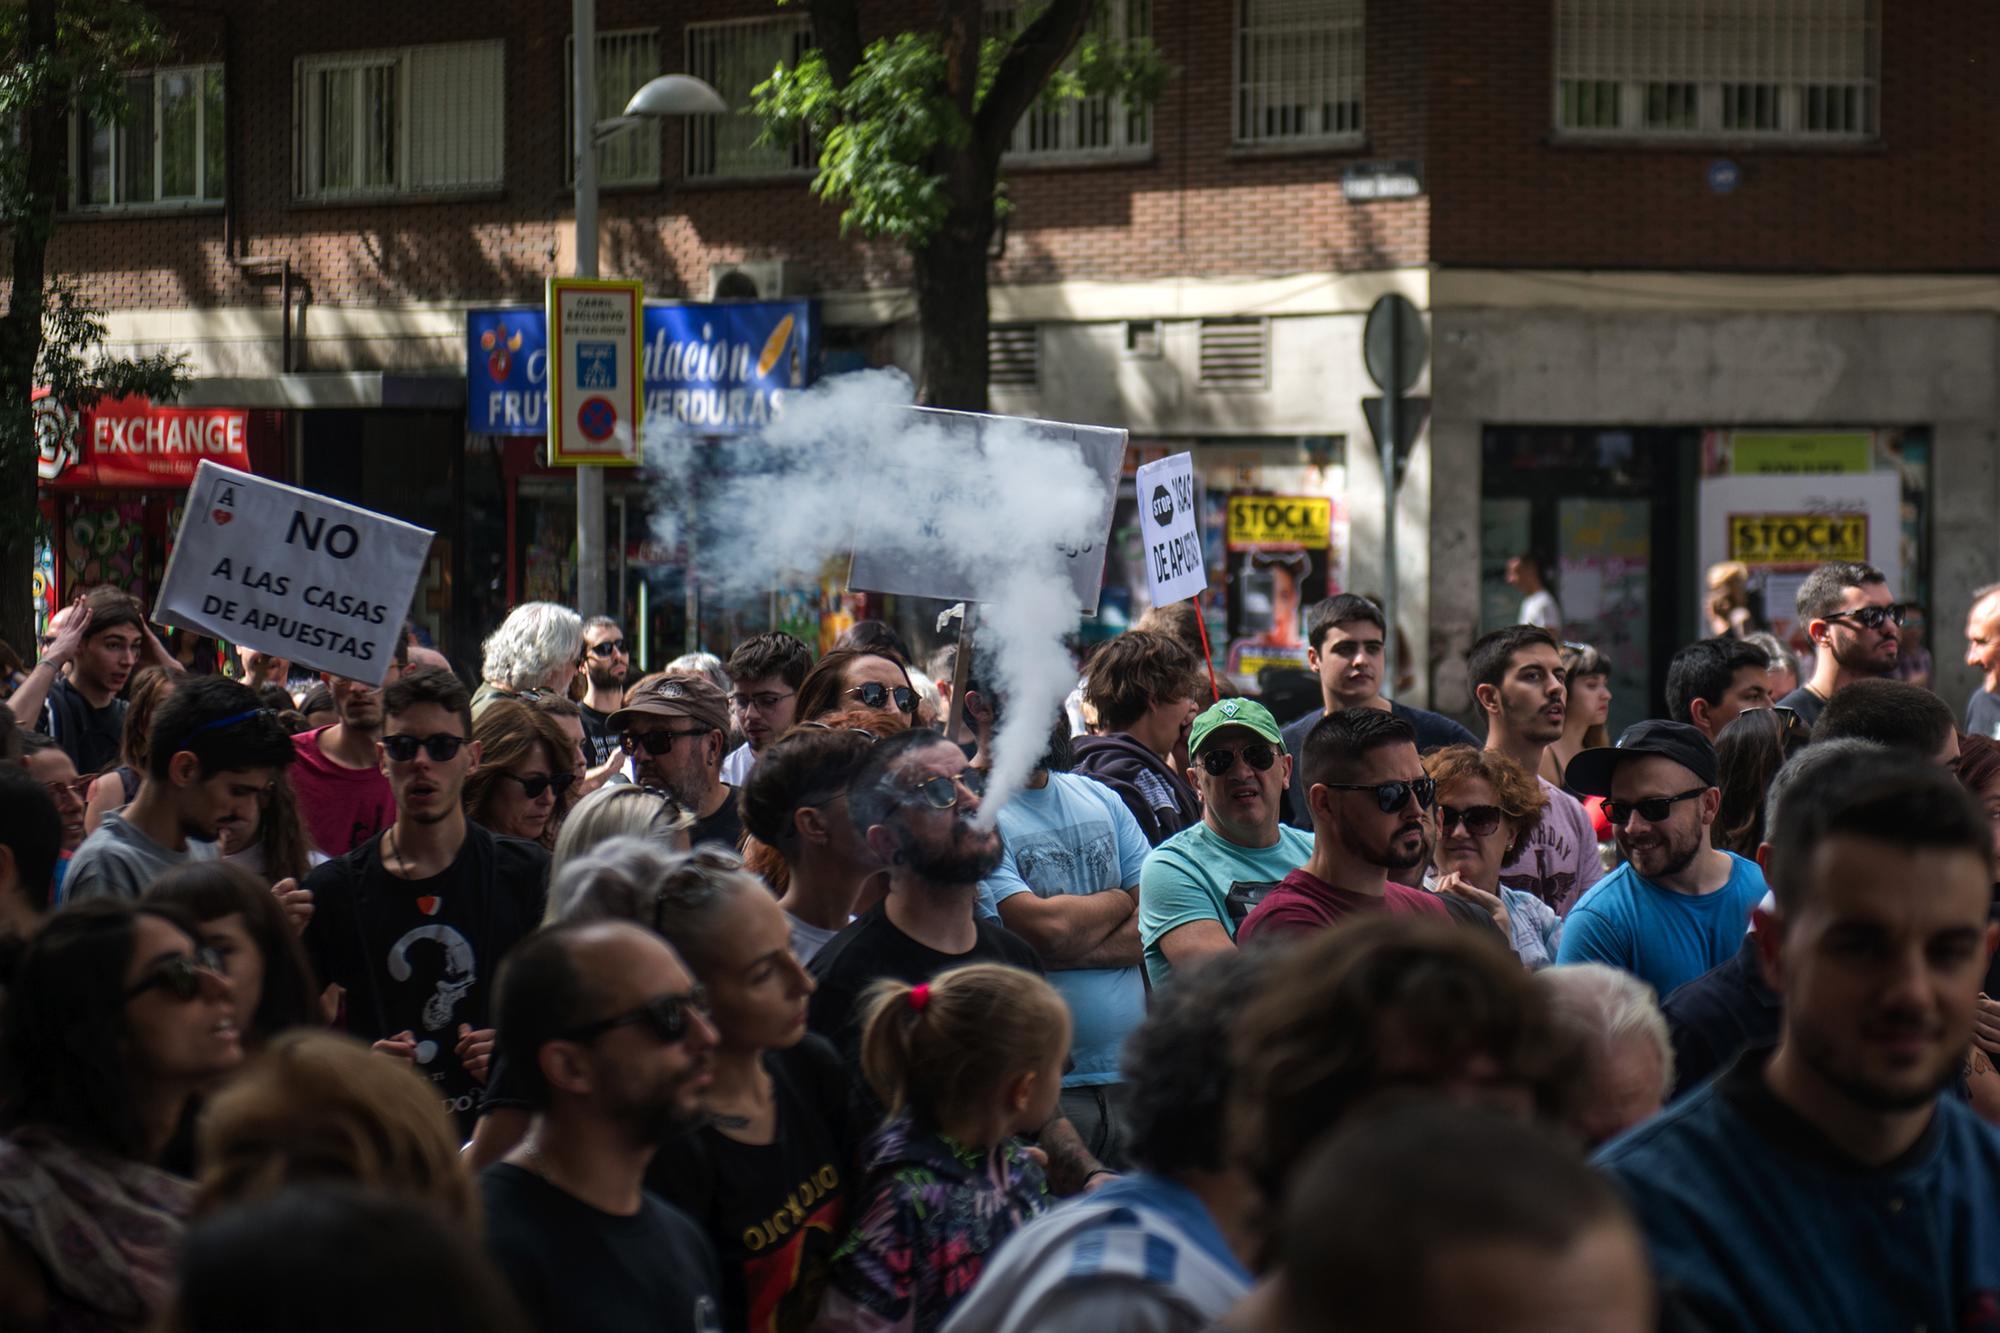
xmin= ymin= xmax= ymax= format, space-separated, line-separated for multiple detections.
xmin=1429 ymin=305 xmax=2000 ymax=715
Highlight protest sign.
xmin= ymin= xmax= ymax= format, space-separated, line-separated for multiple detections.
xmin=1134 ymin=452 xmax=1206 ymax=607
xmin=155 ymin=461 xmax=434 ymax=684
xmin=846 ymin=408 xmax=1126 ymax=615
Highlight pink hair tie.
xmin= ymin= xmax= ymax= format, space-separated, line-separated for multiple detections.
xmin=908 ymin=984 xmax=931 ymax=1014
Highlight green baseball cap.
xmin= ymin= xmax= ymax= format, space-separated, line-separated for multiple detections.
xmin=1187 ymin=698 xmax=1285 ymax=756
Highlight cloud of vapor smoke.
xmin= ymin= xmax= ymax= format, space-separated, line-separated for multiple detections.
xmin=644 ymin=368 xmax=1111 ymax=823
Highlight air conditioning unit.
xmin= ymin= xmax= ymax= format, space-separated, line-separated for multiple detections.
xmin=708 ymin=260 xmax=802 ymax=301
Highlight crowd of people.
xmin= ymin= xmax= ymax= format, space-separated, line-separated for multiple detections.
xmin=1 ymin=558 xmax=1998 ymax=1333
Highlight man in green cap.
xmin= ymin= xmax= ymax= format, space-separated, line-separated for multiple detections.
xmin=1137 ymin=698 xmax=1315 ymax=985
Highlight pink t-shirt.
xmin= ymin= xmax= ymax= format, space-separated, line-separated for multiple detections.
xmin=289 ymin=726 xmax=395 ymax=858
xmin=1235 ymin=866 xmax=1449 ymax=945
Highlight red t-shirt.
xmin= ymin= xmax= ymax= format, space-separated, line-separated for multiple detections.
xmin=289 ymin=726 xmax=396 ymax=858
xmin=1235 ymin=866 xmax=1448 ymax=944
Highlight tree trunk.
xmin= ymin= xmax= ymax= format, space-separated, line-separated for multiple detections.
xmin=0 ymin=0 xmax=61 ymax=652
xmin=913 ymin=217 xmax=996 ymax=412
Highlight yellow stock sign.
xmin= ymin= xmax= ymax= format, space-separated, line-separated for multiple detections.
xmin=1227 ymin=495 xmax=1332 ymax=550
xmin=1728 ymin=513 xmax=1867 ymax=566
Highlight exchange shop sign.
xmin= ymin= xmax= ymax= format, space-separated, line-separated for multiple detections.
xmin=468 ymin=300 xmax=816 ymax=438
xmin=155 ymin=461 xmax=434 ymax=684
xmin=36 ymin=392 xmax=251 ymax=490
xmin=1728 ymin=513 xmax=1868 ymax=566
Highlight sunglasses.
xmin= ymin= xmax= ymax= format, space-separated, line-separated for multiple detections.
xmin=1823 ymin=603 xmax=1906 ymax=632
xmin=1603 ymin=786 xmax=1708 ymax=827
xmin=1322 ymin=777 xmax=1437 ymax=814
xmin=1437 ymin=803 xmax=1504 ymax=837
xmin=903 ymin=768 xmax=987 ymax=810
xmin=586 ymin=640 xmax=628 ymax=658
xmin=620 ymin=727 xmax=712 ymax=756
xmin=124 ymin=947 xmax=226 ymax=1002
xmin=500 ymin=770 xmax=577 ymax=800
xmin=382 ymin=732 xmax=469 ymax=763
xmin=730 ymin=689 xmax=795 ymax=712
xmin=848 ymin=682 xmax=916 ymax=715
xmin=561 ymin=987 xmax=709 ymax=1045
xmin=1199 ymin=743 xmax=1278 ymax=776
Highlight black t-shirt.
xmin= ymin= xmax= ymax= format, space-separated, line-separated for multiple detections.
xmin=39 ymin=676 xmax=127 ymax=776
xmin=303 ymin=821 xmax=548 ymax=1132
xmin=647 ymin=1037 xmax=857 ymax=1333
xmin=806 ymin=901 xmax=1043 ymax=1062
xmin=691 ymin=787 xmax=744 ymax=850
xmin=481 ymin=1163 xmax=722 ymax=1333
xmin=579 ymin=702 xmax=618 ymax=766
xmin=1775 ymin=684 xmax=1827 ymax=731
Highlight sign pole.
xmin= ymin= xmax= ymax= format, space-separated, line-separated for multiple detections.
xmin=1194 ymin=591 xmax=1220 ymax=702
xmin=945 ymin=602 xmax=979 ymax=744
xmin=1381 ymin=314 xmax=1399 ymax=702
xmin=572 ymin=0 xmax=607 ymax=618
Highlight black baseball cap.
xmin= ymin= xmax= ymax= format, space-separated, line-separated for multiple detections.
xmin=1564 ymin=719 xmax=1719 ymax=798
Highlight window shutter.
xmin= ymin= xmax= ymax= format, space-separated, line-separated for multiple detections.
xmin=1198 ymin=318 xmax=1269 ymax=390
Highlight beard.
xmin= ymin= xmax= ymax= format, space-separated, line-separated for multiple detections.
xmin=1351 ymin=816 xmax=1430 ymax=872
xmin=1618 ymin=819 xmax=1702 ymax=880
xmin=1830 ymin=632 xmax=1897 ymax=678
xmin=586 ymin=661 xmax=626 ymax=692
xmin=1789 ymin=1009 xmax=1955 ymax=1113
xmin=903 ymin=818 xmax=1005 ymax=884
xmin=615 ymin=1063 xmax=713 ymax=1146
xmin=1040 ymin=716 xmax=1076 ymax=773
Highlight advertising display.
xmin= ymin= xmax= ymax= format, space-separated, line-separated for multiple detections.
xmin=1224 ymin=494 xmax=1332 ymax=677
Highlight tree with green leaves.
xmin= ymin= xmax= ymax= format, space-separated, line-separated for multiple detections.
xmin=755 ymin=0 xmax=1168 ymax=410
xmin=0 ymin=0 xmax=187 ymax=652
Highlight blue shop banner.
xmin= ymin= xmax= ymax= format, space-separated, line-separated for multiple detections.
xmin=468 ymin=299 xmax=817 ymax=437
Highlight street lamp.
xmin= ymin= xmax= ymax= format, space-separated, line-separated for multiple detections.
xmin=572 ymin=0 xmax=724 ymax=619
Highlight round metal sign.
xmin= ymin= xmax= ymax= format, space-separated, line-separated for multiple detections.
xmin=1363 ymin=293 xmax=1428 ymax=395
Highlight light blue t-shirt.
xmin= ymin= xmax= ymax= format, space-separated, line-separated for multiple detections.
xmin=1137 ymin=820 xmax=1315 ymax=987
xmin=1555 ymin=850 xmax=1768 ymax=997
xmin=977 ymin=772 xmax=1150 ymax=1087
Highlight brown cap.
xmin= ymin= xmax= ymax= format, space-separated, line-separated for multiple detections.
xmin=606 ymin=673 xmax=730 ymax=736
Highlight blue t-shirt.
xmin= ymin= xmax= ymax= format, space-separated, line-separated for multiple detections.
xmin=1555 ymin=850 xmax=1767 ymax=997
xmin=1137 ymin=821 xmax=1315 ymax=987
xmin=977 ymin=773 xmax=1150 ymax=1087
xmin=1597 ymin=1050 xmax=2000 ymax=1333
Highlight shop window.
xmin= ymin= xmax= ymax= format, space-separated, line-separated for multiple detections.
xmin=988 ymin=324 xmax=1041 ymax=388
xmin=684 ymin=16 xmax=814 ymax=178
xmin=1554 ymin=0 xmax=1878 ymax=141
xmin=1198 ymin=318 xmax=1269 ymax=390
xmin=1234 ymin=0 xmax=1364 ymax=147
xmin=564 ymin=29 xmax=662 ymax=187
xmin=296 ymin=40 xmax=505 ymax=200
xmin=988 ymin=0 xmax=1153 ymax=162
xmin=70 ymin=65 xmax=225 ymax=211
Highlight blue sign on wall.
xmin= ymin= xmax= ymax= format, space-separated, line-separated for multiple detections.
xmin=467 ymin=299 xmax=818 ymax=437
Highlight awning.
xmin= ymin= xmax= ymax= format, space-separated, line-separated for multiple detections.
xmin=172 ymin=372 xmax=466 ymax=411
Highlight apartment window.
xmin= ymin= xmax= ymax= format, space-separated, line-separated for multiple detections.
xmin=685 ymin=17 xmax=813 ymax=178
xmin=565 ymin=29 xmax=661 ymax=187
xmin=1555 ymin=0 xmax=1878 ymax=140
xmin=1234 ymin=0 xmax=1364 ymax=147
xmin=296 ymin=40 xmax=504 ymax=199
xmin=71 ymin=65 xmax=225 ymax=210
xmin=988 ymin=0 xmax=1153 ymax=161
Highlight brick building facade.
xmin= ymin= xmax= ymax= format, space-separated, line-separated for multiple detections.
xmin=28 ymin=0 xmax=2000 ymax=718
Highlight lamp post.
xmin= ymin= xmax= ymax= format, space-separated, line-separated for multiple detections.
xmin=572 ymin=0 xmax=725 ymax=617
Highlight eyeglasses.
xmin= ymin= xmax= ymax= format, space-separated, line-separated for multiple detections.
xmin=1437 ymin=803 xmax=1504 ymax=837
xmin=619 ymin=728 xmax=712 ymax=756
xmin=1322 ymin=777 xmax=1436 ymax=814
xmin=730 ymin=689 xmax=795 ymax=713
xmin=901 ymin=768 xmax=987 ymax=811
xmin=41 ymin=777 xmax=90 ymax=805
xmin=586 ymin=640 xmax=628 ymax=658
xmin=1744 ymin=705 xmax=1811 ymax=747
xmin=1602 ymin=787 xmax=1709 ymax=827
xmin=124 ymin=947 xmax=226 ymax=1002
xmin=1823 ymin=603 xmax=1906 ymax=632
xmin=848 ymin=682 xmax=916 ymax=715
xmin=499 ymin=770 xmax=577 ymax=800
xmin=797 ymin=720 xmax=879 ymax=742
xmin=560 ymin=987 xmax=710 ymax=1045
xmin=1198 ymin=743 xmax=1278 ymax=776
xmin=381 ymin=732 xmax=469 ymax=763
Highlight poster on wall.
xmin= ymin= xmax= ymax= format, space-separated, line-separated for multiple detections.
xmin=1696 ymin=472 xmax=1902 ymax=652
xmin=1224 ymin=494 xmax=1331 ymax=680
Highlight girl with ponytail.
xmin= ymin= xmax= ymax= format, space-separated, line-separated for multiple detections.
xmin=815 ymin=964 xmax=1070 ymax=1333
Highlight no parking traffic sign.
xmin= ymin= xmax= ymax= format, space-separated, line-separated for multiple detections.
xmin=547 ymin=278 xmax=642 ymax=466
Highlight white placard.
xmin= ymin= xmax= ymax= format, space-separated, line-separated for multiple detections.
xmin=155 ymin=461 xmax=435 ymax=684
xmin=1135 ymin=451 xmax=1207 ymax=607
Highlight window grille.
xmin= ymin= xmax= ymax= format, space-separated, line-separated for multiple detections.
xmin=1234 ymin=0 xmax=1364 ymax=146
xmin=565 ymin=29 xmax=661 ymax=187
xmin=1555 ymin=0 xmax=1878 ymax=140
xmin=987 ymin=0 xmax=1153 ymax=161
xmin=685 ymin=17 xmax=813 ymax=178
xmin=297 ymin=40 xmax=505 ymax=199
xmin=1198 ymin=318 xmax=1270 ymax=390
xmin=988 ymin=324 xmax=1041 ymax=388
xmin=70 ymin=65 xmax=225 ymax=210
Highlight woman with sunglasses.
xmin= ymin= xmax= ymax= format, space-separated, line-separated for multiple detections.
xmin=147 ymin=861 xmax=324 ymax=1051
xmin=794 ymin=650 xmax=919 ymax=737
xmin=0 ymin=898 xmax=242 ymax=1331
xmin=464 ymin=699 xmax=577 ymax=849
xmin=1422 ymin=745 xmax=1565 ymax=969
